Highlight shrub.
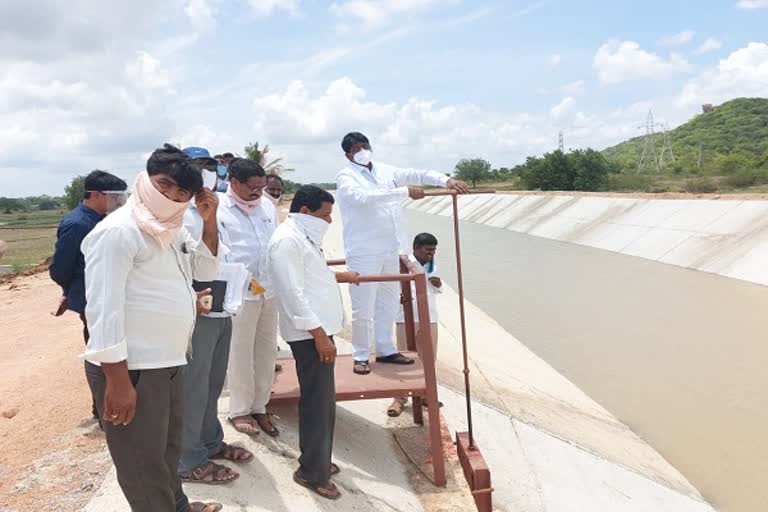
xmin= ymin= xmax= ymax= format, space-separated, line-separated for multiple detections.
xmin=724 ymin=170 xmax=757 ymax=189
xmin=684 ymin=177 xmax=718 ymax=194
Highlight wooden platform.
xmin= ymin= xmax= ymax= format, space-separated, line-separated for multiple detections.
xmin=269 ymin=352 xmax=427 ymax=405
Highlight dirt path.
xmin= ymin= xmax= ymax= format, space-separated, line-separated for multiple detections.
xmin=0 ymin=272 xmax=110 ymax=511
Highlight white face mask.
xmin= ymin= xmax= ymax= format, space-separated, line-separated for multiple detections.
xmin=292 ymin=213 xmax=330 ymax=245
xmin=202 ymin=170 xmax=218 ymax=191
xmin=267 ymin=193 xmax=282 ymax=206
xmin=353 ymin=149 xmax=372 ymax=166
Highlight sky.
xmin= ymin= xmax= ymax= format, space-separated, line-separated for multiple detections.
xmin=1 ymin=0 xmax=767 ymax=197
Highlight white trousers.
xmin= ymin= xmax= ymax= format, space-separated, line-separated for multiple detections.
xmin=346 ymin=252 xmax=400 ymax=362
xmin=396 ymin=322 xmax=439 ymax=362
xmin=227 ymin=298 xmax=278 ymax=418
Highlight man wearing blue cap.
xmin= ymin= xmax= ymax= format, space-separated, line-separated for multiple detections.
xmin=178 ymin=147 xmax=254 ymax=485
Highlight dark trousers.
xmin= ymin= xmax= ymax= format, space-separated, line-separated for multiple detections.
xmin=86 ymin=362 xmax=191 ymax=512
xmin=289 ymin=337 xmax=336 ymax=484
xmin=79 ymin=313 xmax=99 ymax=420
xmin=179 ymin=316 xmax=232 ymax=473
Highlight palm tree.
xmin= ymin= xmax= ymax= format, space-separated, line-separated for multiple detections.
xmin=244 ymin=142 xmax=294 ymax=175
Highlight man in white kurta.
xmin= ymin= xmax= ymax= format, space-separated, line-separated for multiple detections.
xmin=335 ymin=131 xmax=469 ymax=375
xmin=82 ymin=144 xmax=222 ymax=512
xmin=216 ymin=158 xmax=280 ymax=437
xmin=268 ymin=185 xmax=360 ymax=499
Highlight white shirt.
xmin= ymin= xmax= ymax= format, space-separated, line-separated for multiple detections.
xmin=184 ymin=203 xmax=244 ymax=318
xmin=81 ymin=205 xmax=218 ymax=370
xmin=216 ymin=192 xmax=278 ymax=300
xmin=396 ymin=254 xmax=442 ymax=324
xmin=336 ymin=161 xmax=449 ymax=257
xmin=267 ymin=216 xmax=344 ymax=342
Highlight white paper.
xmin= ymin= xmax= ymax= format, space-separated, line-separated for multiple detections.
xmin=216 ymin=262 xmax=250 ymax=315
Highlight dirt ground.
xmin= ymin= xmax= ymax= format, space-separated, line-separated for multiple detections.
xmin=0 ymin=272 xmax=111 ymax=512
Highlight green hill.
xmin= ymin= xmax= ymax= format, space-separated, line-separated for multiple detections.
xmin=602 ymin=97 xmax=768 ymax=174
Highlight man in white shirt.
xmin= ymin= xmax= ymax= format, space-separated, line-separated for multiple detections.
xmin=388 ymin=233 xmax=443 ymax=417
xmin=82 ymin=144 xmax=223 ymax=512
xmin=177 ymin=147 xmax=253 ymax=485
xmin=268 ymin=185 xmax=359 ymax=500
xmin=217 ymin=158 xmax=280 ymax=436
xmin=335 ymin=132 xmax=469 ymax=375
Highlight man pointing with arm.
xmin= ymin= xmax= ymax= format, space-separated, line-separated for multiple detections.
xmin=335 ymin=132 xmax=469 ymax=375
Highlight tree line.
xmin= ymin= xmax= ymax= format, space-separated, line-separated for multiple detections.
xmin=453 ymin=148 xmax=615 ymax=192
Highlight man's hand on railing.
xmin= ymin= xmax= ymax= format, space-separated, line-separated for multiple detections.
xmin=335 ymin=271 xmax=361 ymax=285
xmin=446 ymin=178 xmax=471 ymax=194
xmin=408 ymin=187 xmax=426 ymax=200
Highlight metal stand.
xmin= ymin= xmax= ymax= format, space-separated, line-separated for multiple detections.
xmin=423 ymin=189 xmax=495 ymax=511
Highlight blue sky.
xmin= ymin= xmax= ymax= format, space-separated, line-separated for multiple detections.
xmin=1 ymin=0 xmax=767 ymax=196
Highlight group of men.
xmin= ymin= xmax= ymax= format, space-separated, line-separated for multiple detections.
xmin=50 ymin=132 xmax=469 ymax=511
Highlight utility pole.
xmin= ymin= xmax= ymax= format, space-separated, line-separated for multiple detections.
xmin=658 ymin=123 xmax=675 ymax=169
xmin=558 ymin=131 xmax=564 ymax=152
xmin=637 ymin=111 xmax=658 ymax=173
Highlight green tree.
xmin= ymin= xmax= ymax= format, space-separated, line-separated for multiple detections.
xmin=0 ymin=197 xmax=25 ymax=214
xmin=519 ymin=149 xmax=610 ymax=191
xmin=244 ymin=141 xmax=294 ymax=174
xmin=37 ymin=197 xmax=59 ymax=210
xmin=571 ymin=149 xmax=612 ymax=191
xmin=454 ymin=158 xmax=492 ymax=188
xmin=64 ymin=176 xmax=86 ymax=210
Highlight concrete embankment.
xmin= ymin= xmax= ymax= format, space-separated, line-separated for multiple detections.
xmin=407 ymin=192 xmax=768 ymax=286
xmin=83 ymin=208 xmax=717 ymax=512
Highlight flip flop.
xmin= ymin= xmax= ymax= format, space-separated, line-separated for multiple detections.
xmin=353 ymin=360 xmax=371 ymax=375
xmin=190 ymin=502 xmax=223 ymax=512
xmin=375 ymin=353 xmax=415 ymax=365
xmin=252 ymin=413 xmax=280 ymax=437
xmin=293 ymin=470 xmax=341 ymax=500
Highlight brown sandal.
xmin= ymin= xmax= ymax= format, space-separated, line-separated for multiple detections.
xmin=210 ymin=442 xmax=253 ymax=463
xmin=252 ymin=413 xmax=279 ymax=437
xmin=330 ymin=463 xmax=340 ymax=475
xmin=180 ymin=461 xmax=238 ymax=485
xmin=190 ymin=502 xmax=223 ymax=512
xmin=293 ymin=470 xmax=341 ymax=500
xmin=228 ymin=416 xmax=260 ymax=436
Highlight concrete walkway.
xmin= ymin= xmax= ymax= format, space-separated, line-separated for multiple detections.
xmin=84 ymin=211 xmax=716 ymax=511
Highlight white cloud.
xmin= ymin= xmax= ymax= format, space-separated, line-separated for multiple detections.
xmin=549 ymin=54 xmax=562 ymax=66
xmin=550 ymin=97 xmax=576 ymax=117
xmin=246 ymin=77 xmax=638 ymax=182
xmin=696 ymin=37 xmax=723 ymax=54
xmin=185 ymin=0 xmax=216 ymax=31
xmin=248 ymin=0 xmax=299 ymax=17
xmin=125 ymin=52 xmax=174 ymax=93
xmin=659 ymin=30 xmax=696 ymax=46
xmin=561 ymin=80 xmax=586 ymax=95
xmin=330 ymin=0 xmax=439 ymax=32
xmin=594 ymin=40 xmax=691 ymax=84
xmin=676 ymin=42 xmax=768 ymax=107
xmin=736 ymin=0 xmax=768 ymax=8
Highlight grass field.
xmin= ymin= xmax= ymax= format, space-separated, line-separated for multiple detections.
xmin=0 ymin=209 xmax=65 ymax=271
